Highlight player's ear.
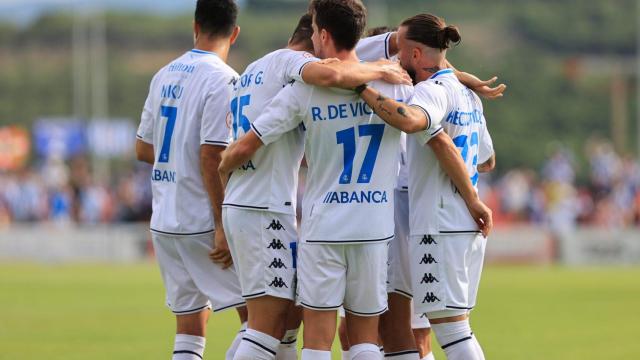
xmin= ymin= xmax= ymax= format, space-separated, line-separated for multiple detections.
xmin=412 ymin=46 xmax=421 ymax=61
xmin=229 ymin=26 xmax=240 ymax=45
xmin=193 ymin=21 xmax=199 ymax=43
xmin=320 ymin=28 xmax=328 ymax=44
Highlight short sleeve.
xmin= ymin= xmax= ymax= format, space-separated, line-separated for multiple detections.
xmin=410 ymin=81 xmax=448 ymax=145
xmin=282 ymin=50 xmax=319 ymax=83
xmin=251 ymin=82 xmax=309 ymax=146
xmin=356 ymin=32 xmax=392 ymax=62
xmin=478 ymin=121 xmax=494 ymax=164
xmin=136 ymin=92 xmax=155 ymax=144
xmin=200 ymin=72 xmax=237 ymax=147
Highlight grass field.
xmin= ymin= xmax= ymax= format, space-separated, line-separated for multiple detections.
xmin=1 ymin=263 xmax=639 ymax=359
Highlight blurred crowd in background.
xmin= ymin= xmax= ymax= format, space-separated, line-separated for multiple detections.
xmin=480 ymin=139 xmax=640 ymax=229
xmin=0 ymin=139 xmax=638 ymax=229
xmin=0 ymin=158 xmax=152 ymax=226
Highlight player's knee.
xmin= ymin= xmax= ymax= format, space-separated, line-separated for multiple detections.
xmin=303 ymin=312 xmax=336 ymax=349
xmin=176 ymin=311 xmax=208 ymax=336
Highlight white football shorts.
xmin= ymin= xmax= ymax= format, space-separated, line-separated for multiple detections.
xmin=410 ymin=233 xmax=487 ymax=315
xmin=223 ymin=207 xmax=297 ymax=300
xmin=297 ymin=242 xmax=388 ymax=316
xmin=410 ymin=300 xmax=430 ymax=329
xmin=387 ymin=189 xmax=413 ymax=298
xmin=152 ymin=232 xmax=245 ymax=314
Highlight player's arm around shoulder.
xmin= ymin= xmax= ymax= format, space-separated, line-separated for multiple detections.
xmin=301 ymin=59 xmax=411 ymax=89
xmin=358 ymin=83 xmax=428 ymax=134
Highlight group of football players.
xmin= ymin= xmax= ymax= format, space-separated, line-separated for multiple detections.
xmin=136 ymin=1 xmax=505 ymax=359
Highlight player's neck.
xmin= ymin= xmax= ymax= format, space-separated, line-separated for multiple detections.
xmin=287 ymin=43 xmax=312 ymax=52
xmin=194 ymin=37 xmax=231 ymax=62
xmin=417 ymin=58 xmax=449 ymax=82
xmin=325 ymin=48 xmax=359 ymax=63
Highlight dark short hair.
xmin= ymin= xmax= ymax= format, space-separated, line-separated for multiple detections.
xmin=289 ymin=14 xmax=314 ymax=50
xmin=309 ymin=0 xmax=367 ymax=51
xmin=195 ymin=0 xmax=238 ymax=38
xmin=401 ymin=13 xmax=461 ymax=50
xmin=366 ymin=26 xmax=396 ymax=37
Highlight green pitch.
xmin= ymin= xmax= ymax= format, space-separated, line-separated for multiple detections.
xmin=0 ymin=263 xmax=638 ymax=359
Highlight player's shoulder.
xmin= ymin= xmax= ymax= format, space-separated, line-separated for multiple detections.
xmin=414 ymin=76 xmax=449 ymax=99
xmin=196 ymin=56 xmax=239 ymax=89
xmin=203 ymin=56 xmax=239 ymax=78
xmin=370 ymin=79 xmax=414 ymax=101
xmin=284 ymin=79 xmax=314 ymax=96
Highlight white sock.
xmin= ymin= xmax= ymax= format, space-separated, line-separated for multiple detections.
xmin=383 ymin=350 xmax=420 ymax=359
xmin=341 ymin=351 xmax=350 ymax=360
xmin=431 ymin=320 xmax=481 ymax=360
xmin=276 ymin=328 xmax=299 ymax=360
xmin=226 ymin=322 xmax=247 ymax=360
xmin=173 ymin=334 xmax=205 ymax=360
xmin=350 ymin=343 xmax=382 ymax=360
xmin=301 ymin=349 xmax=331 ymax=360
xmin=422 ymin=352 xmax=435 ymax=360
xmin=233 ymin=328 xmax=280 ymax=360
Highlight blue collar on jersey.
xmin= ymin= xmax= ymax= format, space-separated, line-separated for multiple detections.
xmin=191 ymin=49 xmax=217 ymax=56
xmin=429 ymin=68 xmax=454 ymax=79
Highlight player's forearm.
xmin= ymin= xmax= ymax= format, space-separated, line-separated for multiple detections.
xmin=201 ymin=147 xmax=225 ymax=228
xmin=429 ymin=133 xmax=479 ymax=206
xmin=359 ymin=86 xmax=427 ymax=133
xmin=304 ymin=61 xmax=385 ymax=89
xmin=218 ymin=140 xmax=256 ymax=178
xmin=135 ymin=140 xmax=155 ymax=164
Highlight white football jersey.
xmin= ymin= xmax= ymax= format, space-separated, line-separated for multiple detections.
xmin=407 ymin=69 xmax=494 ymax=235
xmin=137 ymin=49 xmax=238 ymax=235
xmin=252 ymin=77 xmax=414 ymax=244
xmin=357 ymin=32 xmax=407 ymax=192
xmin=223 ymin=49 xmax=318 ymax=214
xmin=396 ymin=133 xmax=409 ymax=191
xmin=356 ymin=32 xmax=393 ymax=61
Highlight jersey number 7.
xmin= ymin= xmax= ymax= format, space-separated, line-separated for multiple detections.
xmin=158 ymin=105 xmax=178 ymax=163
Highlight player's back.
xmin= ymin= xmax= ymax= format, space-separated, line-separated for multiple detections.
xmin=138 ymin=49 xmax=238 ymax=235
xmin=224 ymin=49 xmax=313 ymax=214
xmin=408 ymin=69 xmax=490 ymax=234
xmin=299 ymin=79 xmax=413 ymax=243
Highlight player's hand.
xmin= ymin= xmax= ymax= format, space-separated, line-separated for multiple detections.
xmin=457 ymin=72 xmax=507 ymax=99
xmin=210 ymin=230 xmax=233 ymax=269
xmin=375 ymin=59 xmax=412 ymax=85
xmin=468 ymin=199 xmax=493 ymax=237
xmin=472 ymin=76 xmax=507 ymax=99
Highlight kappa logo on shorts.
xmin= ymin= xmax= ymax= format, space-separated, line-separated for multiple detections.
xmin=420 ymin=273 xmax=439 ymax=284
xmin=420 ymin=253 xmax=438 ymax=264
xmin=422 ymin=292 xmax=441 ymax=303
xmin=268 ymin=277 xmax=288 ymax=288
xmin=266 ymin=219 xmax=285 ymax=231
xmin=420 ymin=235 xmax=437 ymax=245
xmin=268 ymin=258 xmax=287 ymax=269
xmin=267 ymin=238 xmax=286 ymax=250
